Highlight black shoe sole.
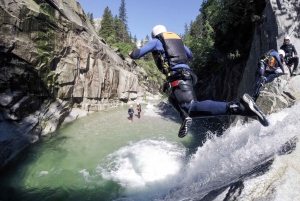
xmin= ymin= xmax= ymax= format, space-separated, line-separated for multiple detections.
xmin=178 ymin=117 xmax=193 ymax=138
xmin=242 ymin=94 xmax=269 ymax=127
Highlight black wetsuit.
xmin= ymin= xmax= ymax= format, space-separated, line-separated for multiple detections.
xmin=280 ymin=43 xmax=299 ymax=73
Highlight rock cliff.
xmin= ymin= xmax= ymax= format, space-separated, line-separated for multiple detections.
xmin=195 ymin=0 xmax=300 ymax=117
xmin=237 ymin=0 xmax=300 ymax=115
xmin=0 ymin=0 xmax=152 ymax=170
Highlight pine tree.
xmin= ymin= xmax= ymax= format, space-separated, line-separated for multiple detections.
xmin=99 ymin=7 xmax=115 ymax=42
xmin=143 ymin=35 xmax=152 ymax=61
xmin=133 ymin=35 xmax=138 ymax=48
xmin=114 ymin=15 xmax=122 ymax=43
xmin=190 ymin=14 xmax=203 ymax=38
xmin=86 ymin=12 xmax=95 ymax=28
xmin=145 ymin=35 xmax=150 ymax=43
xmin=118 ymin=0 xmax=130 ymax=42
xmin=119 ymin=0 xmax=128 ymax=31
xmin=184 ymin=23 xmax=189 ymax=36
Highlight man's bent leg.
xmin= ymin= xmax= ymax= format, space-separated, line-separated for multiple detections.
xmin=168 ymin=94 xmax=193 ymax=138
xmin=253 ymin=76 xmax=266 ymax=101
xmin=188 ymin=95 xmax=269 ymax=127
xmin=188 ymin=100 xmax=228 ymax=117
xmin=178 ymin=116 xmax=193 ymax=138
xmin=228 ymin=94 xmax=269 ymax=126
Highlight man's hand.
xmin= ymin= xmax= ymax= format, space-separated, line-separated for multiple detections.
xmin=128 ymin=51 xmax=132 ymax=56
xmin=295 ymin=55 xmax=298 ymax=58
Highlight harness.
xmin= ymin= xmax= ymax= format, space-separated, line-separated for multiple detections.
xmin=167 ymin=68 xmax=198 ymax=89
xmin=260 ymin=49 xmax=277 ymax=68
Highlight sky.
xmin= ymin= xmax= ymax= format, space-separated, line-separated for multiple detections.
xmin=76 ymin=0 xmax=203 ymax=41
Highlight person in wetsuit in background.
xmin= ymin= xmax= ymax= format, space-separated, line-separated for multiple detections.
xmin=129 ymin=25 xmax=269 ymax=138
xmin=136 ymin=103 xmax=141 ymax=118
xmin=252 ymin=49 xmax=287 ymax=101
xmin=128 ymin=105 xmax=134 ymax=122
xmin=280 ymin=35 xmax=299 ymax=76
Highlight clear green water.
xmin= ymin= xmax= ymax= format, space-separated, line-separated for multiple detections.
xmin=0 ymin=104 xmax=206 ymax=201
xmin=2 ymin=103 xmax=294 ymax=201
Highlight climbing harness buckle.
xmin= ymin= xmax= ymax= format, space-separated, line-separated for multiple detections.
xmin=171 ymin=80 xmax=179 ymax=87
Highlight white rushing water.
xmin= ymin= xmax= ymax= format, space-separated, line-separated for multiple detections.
xmin=97 ymin=103 xmax=300 ymax=201
xmin=1 ymin=103 xmax=300 ymax=201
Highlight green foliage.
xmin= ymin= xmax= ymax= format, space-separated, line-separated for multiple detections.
xmin=135 ymin=59 xmax=165 ymax=86
xmin=98 ymin=7 xmax=114 ymax=41
xmin=86 ymin=12 xmax=95 ymax=28
xmin=106 ymin=34 xmax=116 ymax=45
xmin=133 ymin=35 xmax=137 ymax=43
xmin=118 ymin=0 xmax=131 ymax=43
xmin=143 ymin=52 xmax=152 ymax=62
xmin=184 ymin=0 xmax=266 ymax=73
xmin=145 ymin=35 xmax=150 ymax=41
xmin=119 ymin=0 xmax=128 ymax=29
xmin=190 ymin=15 xmax=203 ymax=38
xmin=98 ymin=1 xmax=135 ymax=57
xmin=184 ymin=23 xmax=189 ymax=36
xmin=113 ymin=16 xmax=122 ymax=43
xmin=112 ymin=42 xmax=133 ymax=56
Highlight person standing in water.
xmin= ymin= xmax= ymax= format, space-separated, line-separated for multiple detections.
xmin=136 ymin=103 xmax=142 ymax=118
xmin=128 ymin=105 xmax=134 ymax=122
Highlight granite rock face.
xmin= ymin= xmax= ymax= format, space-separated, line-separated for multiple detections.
xmin=237 ymin=0 xmax=300 ymax=115
xmin=0 ymin=0 xmax=150 ymax=170
xmin=196 ymin=0 xmax=300 ymax=116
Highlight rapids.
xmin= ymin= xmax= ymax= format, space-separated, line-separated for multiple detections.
xmin=0 ymin=102 xmax=299 ymax=201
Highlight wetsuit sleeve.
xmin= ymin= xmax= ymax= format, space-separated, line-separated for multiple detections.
xmin=129 ymin=39 xmax=158 ymax=59
xmin=292 ymin=45 xmax=298 ymax=55
xmin=271 ymin=51 xmax=285 ymax=73
xmin=184 ymin=45 xmax=194 ymax=61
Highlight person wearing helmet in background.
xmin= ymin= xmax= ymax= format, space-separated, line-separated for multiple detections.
xmin=252 ymin=49 xmax=287 ymax=101
xmin=128 ymin=25 xmax=269 ymax=138
xmin=280 ymin=35 xmax=299 ymax=76
xmin=128 ymin=105 xmax=134 ymax=122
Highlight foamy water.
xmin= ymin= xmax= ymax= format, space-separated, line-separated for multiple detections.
xmin=97 ymin=103 xmax=300 ymax=201
xmin=98 ymin=139 xmax=186 ymax=187
xmin=1 ymin=103 xmax=300 ymax=201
